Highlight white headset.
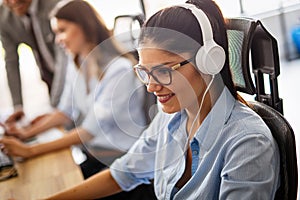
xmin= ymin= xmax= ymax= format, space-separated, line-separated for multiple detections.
xmin=177 ymin=3 xmax=225 ymax=75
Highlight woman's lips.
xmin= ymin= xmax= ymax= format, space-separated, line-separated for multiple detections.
xmin=157 ymin=93 xmax=175 ymax=104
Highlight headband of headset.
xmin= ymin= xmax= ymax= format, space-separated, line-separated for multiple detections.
xmin=176 ymin=3 xmax=225 ymax=75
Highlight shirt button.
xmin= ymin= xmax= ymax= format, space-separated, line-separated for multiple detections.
xmin=193 ymin=151 xmax=198 ymax=155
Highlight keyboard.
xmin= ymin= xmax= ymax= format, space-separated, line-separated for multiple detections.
xmin=0 ymin=124 xmax=18 ymax=181
xmin=0 ymin=151 xmax=18 ymax=181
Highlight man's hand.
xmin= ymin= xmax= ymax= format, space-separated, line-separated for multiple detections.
xmin=4 ymin=109 xmax=33 ymax=140
xmin=5 ymin=109 xmax=24 ymax=124
xmin=30 ymin=114 xmax=49 ymax=125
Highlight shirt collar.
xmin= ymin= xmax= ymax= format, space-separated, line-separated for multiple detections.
xmin=167 ymin=87 xmax=236 ymax=151
xmin=168 ymin=111 xmax=185 ymax=134
xmin=195 ymin=87 xmax=235 ymax=151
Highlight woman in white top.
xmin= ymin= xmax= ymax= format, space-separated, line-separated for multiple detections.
xmin=0 ymin=0 xmax=156 ymax=190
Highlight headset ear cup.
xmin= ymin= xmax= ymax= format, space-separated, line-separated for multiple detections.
xmin=195 ymin=40 xmax=225 ymax=75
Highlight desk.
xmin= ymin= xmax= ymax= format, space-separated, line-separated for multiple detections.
xmin=0 ymin=148 xmax=84 ymax=200
xmin=0 ymin=130 xmax=84 ymax=199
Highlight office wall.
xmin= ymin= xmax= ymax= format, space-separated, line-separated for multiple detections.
xmin=253 ymin=3 xmax=300 ymax=61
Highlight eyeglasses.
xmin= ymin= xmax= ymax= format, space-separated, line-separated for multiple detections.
xmin=134 ymin=57 xmax=194 ymax=86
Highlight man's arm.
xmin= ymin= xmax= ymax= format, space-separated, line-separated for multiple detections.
xmin=0 ymin=28 xmax=23 ymax=106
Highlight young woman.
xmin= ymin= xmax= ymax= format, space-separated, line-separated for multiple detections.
xmin=0 ymin=0 xmax=149 ymax=180
xmin=7 ymin=0 xmax=281 ymax=199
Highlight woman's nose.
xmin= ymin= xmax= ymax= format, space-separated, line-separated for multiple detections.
xmin=147 ymin=76 xmax=162 ymax=93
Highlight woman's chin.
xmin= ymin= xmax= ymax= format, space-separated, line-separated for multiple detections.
xmin=161 ymin=106 xmax=180 ymax=114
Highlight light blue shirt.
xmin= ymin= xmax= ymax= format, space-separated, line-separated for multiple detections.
xmin=58 ymin=56 xmax=147 ymax=151
xmin=110 ymin=87 xmax=280 ymax=199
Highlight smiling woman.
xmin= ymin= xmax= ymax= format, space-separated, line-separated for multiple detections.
xmin=43 ymin=0 xmax=280 ymax=199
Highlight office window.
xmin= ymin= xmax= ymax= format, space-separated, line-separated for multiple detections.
xmin=86 ymin=0 xmax=300 ymax=26
xmin=281 ymin=0 xmax=300 ymax=7
xmin=239 ymin=0 xmax=300 ymax=15
xmin=240 ymin=0 xmax=281 ymax=15
xmin=142 ymin=0 xmax=184 ymax=18
xmin=215 ymin=0 xmax=241 ymax=17
xmin=87 ymin=0 xmax=144 ymax=29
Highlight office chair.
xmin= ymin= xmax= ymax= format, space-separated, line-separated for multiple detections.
xmin=113 ymin=14 xmax=145 ymax=60
xmin=113 ymin=14 xmax=157 ymax=124
xmin=249 ymin=100 xmax=298 ymax=200
xmin=226 ymin=17 xmax=298 ymax=200
xmin=226 ymin=17 xmax=283 ymax=113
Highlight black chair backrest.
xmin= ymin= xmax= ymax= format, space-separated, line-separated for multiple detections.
xmin=226 ymin=17 xmax=283 ymax=114
xmin=249 ymin=101 xmax=298 ymax=200
xmin=113 ymin=14 xmax=145 ymax=60
xmin=227 ymin=17 xmax=298 ymax=200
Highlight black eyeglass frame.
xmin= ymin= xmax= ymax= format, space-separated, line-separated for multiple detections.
xmin=133 ymin=57 xmax=194 ymax=86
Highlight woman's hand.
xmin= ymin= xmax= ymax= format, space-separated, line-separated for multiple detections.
xmin=0 ymin=136 xmax=32 ymax=158
xmin=4 ymin=123 xmax=32 ymax=140
xmin=3 ymin=112 xmax=40 ymax=140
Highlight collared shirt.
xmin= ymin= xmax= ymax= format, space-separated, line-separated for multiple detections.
xmin=111 ymin=87 xmax=280 ymax=200
xmin=58 ymin=56 xmax=147 ymax=151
